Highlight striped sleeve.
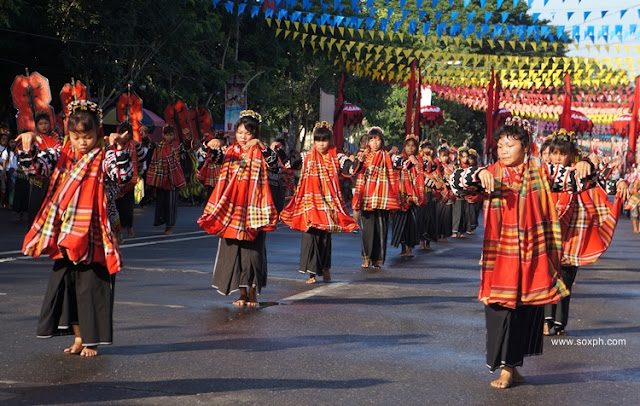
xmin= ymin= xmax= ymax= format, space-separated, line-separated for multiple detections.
xmin=449 ymin=166 xmax=485 ymax=197
xmin=104 ymin=149 xmax=133 ymax=184
xmin=199 ymin=146 xmax=224 ymax=164
xmin=135 ymin=141 xmax=147 ymax=162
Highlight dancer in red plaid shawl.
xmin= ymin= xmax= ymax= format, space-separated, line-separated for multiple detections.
xmin=542 ymin=128 xmax=629 ymax=337
xmin=280 ymin=122 xmax=359 ymax=284
xmin=18 ymin=100 xmax=132 ymax=357
xmin=450 ymin=119 xmax=608 ymax=388
xmin=352 ymin=127 xmax=405 ymax=270
xmin=417 ymin=140 xmax=442 ymax=250
xmin=114 ymin=122 xmax=146 ymax=238
xmin=197 ymin=110 xmax=278 ymax=306
xmin=198 ymin=130 xmax=225 ymax=200
xmin=435 ymin=145 xmax=455 ymax=242
xmin=390 ymin=134 xmax=427 ymax=258
xmin=146 ymin=125 xmax=185 ymax=235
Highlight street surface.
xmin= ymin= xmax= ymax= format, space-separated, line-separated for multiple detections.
xmin=1 ymin=203 xmax=639 ymax=405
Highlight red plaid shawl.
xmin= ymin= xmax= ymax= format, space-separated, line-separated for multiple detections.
xmin=22 ymin=146 xmax=122 ymax=274
xmin=198 ymin=159 xmax=221 ymax=187
xmin=198 ymin=144 xmax=277 ymax=241
xmin=352 ymin=150 xmax=401 ymax=211
xmin=281 ymin=147 xmax=358 ymax=233
xmin=554 ymin=185 xmax=622 ymax=267
xmin=480 ymin=159 xmax=568 ymax=309
xmin=146 ymin=142 xmax=185 ymax=190
xmin=398 ymin=152 xmax=426 ymax=210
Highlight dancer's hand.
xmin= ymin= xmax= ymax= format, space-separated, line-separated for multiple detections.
xmin=575 ymin=160 xmax=592 ymax=179
xmin=617 ymin=181 xmax=630 ymax=200
xmin=478 ymin=169 xmax=494 ymax=193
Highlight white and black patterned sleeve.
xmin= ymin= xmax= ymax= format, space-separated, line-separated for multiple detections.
xmin=104 ymin=149 xmax=133 ymax=184
xmin=337 ymin=152 xmax=359 ymax=175
xmin=391 ymin=154 xmax=413 ymax=170
xmin=262 ymin=146 xmax=278 ymax=168
xmin=135 ymin=141 xmax=147 ymax=163
xmin=547 ymin=162 xmax=596 ymax=193
xmin=18 ymin=145 xmax=60 ymax=177
xmin=199 ymin=146 xmax=224 ymax=164
xmin=449 ymin=166 xmax=486 ymax=197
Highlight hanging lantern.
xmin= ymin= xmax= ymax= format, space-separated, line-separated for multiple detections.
xmin=419 ymin=105 xmax=444 ymax=128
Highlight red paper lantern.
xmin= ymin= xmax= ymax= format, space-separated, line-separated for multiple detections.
xmin=420 ymin=105 xmax=444 ymax=128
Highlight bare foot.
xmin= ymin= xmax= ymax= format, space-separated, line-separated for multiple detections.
xmin=247 ymin=288 xmax=258 ymax=306
xmin=361 ymin=260 xmax=370 ymax=268
xmin=398 ymin=251 xmax=406 ymax=257
xmin=306 ymin=276 xmax=317 ymax=284
xmin=163 ymin=226 xmax=173 ymax=235
xmin=232 ymin=299 xmax=246 ymax=306
xmin=322 ymin=270 xmax=331 ymax=283
xmin=64 ymin=337 xmax=83 ymax=354
xmin=512 ymin=367 xmax=526 ymax=383
xmin=80 ymin=346 xmax=98 ymax=357
xmin=491 ymin=367 xmax=513 ymax=389
xmin=127 ymin=227 xmax=135 ymax=238
xmin=543 ymin=323 xmax=551 ymax=336
xmin=406 ymin=249 xmax=414 ymax=258
xmin=419 ymin=242 xmax=426 ymax=250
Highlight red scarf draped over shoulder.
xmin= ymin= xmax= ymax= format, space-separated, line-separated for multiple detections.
xmin=22 ymin=145 xmax=122 ymax=274
xmin=146 ymin=142 xmax=185 ymax=190
xmin=553 ymin=185 xmax=623 ymax=267
xmin=351 ymin=149 xmax=400 ymax=211
xmin=398 ymin=152 xmax=426 ymax=210
xmin=480 ymin=158 xmax=568 ymax=309
xmin=281 ymin=147 xmax=358 ymax=233
xmin=198 ymin=143 xmax=277 ymax=241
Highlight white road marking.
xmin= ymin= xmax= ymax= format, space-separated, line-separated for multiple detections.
xmin=117 ymin=301 xmax=187 ymax=309
xmin=280 ymin=282 xmax=349 ymax=303
xmin=120 ymin=234 xmax=215 ymax=248
xmin=122 ymin=230 xmax=207 ymax=243
xmin=124 ymin=266 xmax=208 ymax=274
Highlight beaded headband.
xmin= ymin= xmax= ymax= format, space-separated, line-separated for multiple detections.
xmin=504 ymin=116 xmax=532 ymax=136
xmin=314 ymin=121 xmax=332 ymax=131
xmin=457 ymin=146 xmax=470 ymax=154
xmin=68 ymin=100 xmax=103 ymax=125
xmin=239 ymin=109 xmax=262 ymax=123
xmin=551 ymin=128 xmax=577 ymax=144
xmin=468 ymin=148 xmax=478 ymax=157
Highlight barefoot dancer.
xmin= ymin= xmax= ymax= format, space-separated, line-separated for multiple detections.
xmin=19 ymin=101 xmax=132 ymax=357
xmin=197 ymin=110 xmax=278 ymax=306
xmin=351 ymin=127 xmax=404 ymax=270
xmin=280 ymin=122 xmax=359 ymax=284
xmin=450 ymin=119 xmax=597 ymax=388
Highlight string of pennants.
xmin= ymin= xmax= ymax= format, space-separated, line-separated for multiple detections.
xmin=270 ymin=20 xmax=630 ymax=88
xmin=214 ymin=0 xmax=640 ymax=45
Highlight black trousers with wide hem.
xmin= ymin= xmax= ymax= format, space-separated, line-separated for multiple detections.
xmin=154 ymin=188 xmax=177 ymax=227
xmin=116 ymin=189 xmax=135 ymax=228
xmin=544 ymin=265 xmax=579 ymax=330
xmin=37 ymin=259 xmax=115 ymax=346
xmin=485 ymin=303 xmax=544 ymax=372
xmin=391 ymin=204 xmax=420 ymax=248
xmin=299 ymin=228 xmax=332 ymax=276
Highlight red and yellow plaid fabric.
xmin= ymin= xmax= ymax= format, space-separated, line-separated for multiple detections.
xmin=398 ymin=152 xmax=426 ymax=210
xmin=146 ymin=142 xmax=185 ymax=190
xmin=197 ymin=159 xmax=221 ymax=187
xmin=555 ymin=185 xmax=622 ymax=266
xmin=352 ymin=150 xmax=401 ymax=211
xmin=22 ymin=146 xmax=122 ymax=274
xmin=198 ymin=144 xmax=277 ymax=241
xmin=116 ymin=140 xmax=139 ymax=197
xmin=480 ymin=159 xmax=568 ymax=309
xmin=281 ymin=147 xmax=358 ymax=233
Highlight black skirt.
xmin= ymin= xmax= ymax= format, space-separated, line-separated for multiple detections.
xmin=12 ymin=175 xmax=30 ymax=214
xmin=116 ymin=189 xmax=135 ymax=228
xmin=299 ymin=227 xmax=332 ymax=276
xmin=360 ymin=209 xmax=389 ymax=265
xmin=418 ymin=192 xmax=438 ymax=242
xmin=391 ymin=204 xmax=420 ymax=248
xmin=212 ymin=231 xmax=268 ymax=295
xmin=485 ymin=304 xmax=544 ymax=371
xmin=37 ymin=259 xmax=116 ymax=346
xmin=154 ymin=188 xmax=177 ymax=227
xmin=436 ymin=201 xmax=453 ymax=238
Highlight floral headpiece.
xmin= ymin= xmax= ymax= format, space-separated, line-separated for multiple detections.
xmin=457 ymin=146 xmax=469 ymax=154
xmin=405 ymin=134 xmax=419 ymax=142
xmin=468 ymin=148 xmax=478 ymax=157
xmin=551 ymin=128 xmax=577 ymax=144
xmin=239 ymin=109 xmax=262 ymax=123
xmin=68 ymin=100 xmax=103 ymax=125
xmin=314 ymin=121 xmax=332 ymax=131
xmin=504 ymin=116 xmax=532 ymax=137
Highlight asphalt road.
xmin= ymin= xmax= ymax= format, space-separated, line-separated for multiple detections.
xmin=1 ymin=203 xmax=639 ymax=405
